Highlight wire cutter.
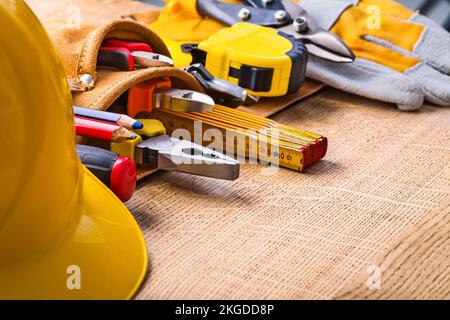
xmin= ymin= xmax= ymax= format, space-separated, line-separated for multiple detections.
xmin=98 ymin=38 xmax=174 ymax=71
xmin=196 ymin=0 xmax=355 ymax=63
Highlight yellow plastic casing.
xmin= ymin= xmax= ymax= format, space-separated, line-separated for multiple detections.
xmin=198 ymin=23 xmax=295 ymax=97
xmin=161 ymin=36 xmax=197 ymax=68
xmin=111 ymin=119 xmax=166 ymax=159
xmin=135 ymin=119 xmax=167 ymax=137
xmin=111 ymin=135 xmax=143 ymax=160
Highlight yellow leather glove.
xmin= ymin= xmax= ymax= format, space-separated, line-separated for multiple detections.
xmin=152 ymin=0 xmax=450 ymax=110
xmin=150 ymin=0 xmax=230 ymax=67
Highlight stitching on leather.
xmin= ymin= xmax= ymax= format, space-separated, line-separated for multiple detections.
xmin=78 ymin=28 xmax=98 ymax=76
xmin=77 ymin=21 xmax=166 ymax=79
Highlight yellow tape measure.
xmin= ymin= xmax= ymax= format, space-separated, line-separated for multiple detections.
xmin=163 ymin=23 xmax=308 ymax=97
xmin=191 ymin=23 xmax=308 ymax=97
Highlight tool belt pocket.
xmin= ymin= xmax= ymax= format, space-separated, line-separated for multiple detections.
xmin=45 ymin=18 xmax=203 ymax=96
xmin=47 ymin=19 xmax=167 ymax=89
xmin=45 ymin=17 xmax=202 ymax=113
xmin=46 ymin=19 xmax=204 ymax=178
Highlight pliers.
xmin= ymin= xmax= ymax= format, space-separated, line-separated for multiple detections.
xmin=111 ymin=119 xmax=240 ymax=181
xmin=125 ymin=77 xmax=215 ymax=117
xmin=77 ymin=119 xmax=240 ymax=202
xmin=98 ymin=38 xmax=174 ymax=71
xmin=196 ymin=0 xmax=355 ymax=63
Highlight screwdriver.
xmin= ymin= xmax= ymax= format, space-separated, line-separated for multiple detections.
xmin=76 ymin=145 xmax=137 ymax=202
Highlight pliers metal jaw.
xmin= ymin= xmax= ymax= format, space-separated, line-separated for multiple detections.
xmin=136 ymin=135 xmax=240 ymax=181
xmin=153 ymin=88 xmax=216 ymax=113
xmin=111 ymin=119 xmax=240 ymax=181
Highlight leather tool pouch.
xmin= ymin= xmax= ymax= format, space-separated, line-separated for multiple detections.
xmin=44 ymin=19 xmax=204 ymax=179
xmin=28 ymin=0 xmax=325 ymax=118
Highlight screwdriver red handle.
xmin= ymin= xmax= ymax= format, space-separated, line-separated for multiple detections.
xmin=76 ymin=145 xmax=137 ymax=202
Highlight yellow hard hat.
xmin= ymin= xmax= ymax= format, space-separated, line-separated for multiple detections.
xmin=0 ymin=0 xmax=147 ymax=299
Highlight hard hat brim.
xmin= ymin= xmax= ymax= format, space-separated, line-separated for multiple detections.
xmin=0 ymin=167 xmax=148 ymax=299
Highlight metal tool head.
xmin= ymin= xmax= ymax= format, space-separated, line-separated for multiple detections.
xmin=241 ymin=0 xmax=355 ymax=62
xmin=197 ymin=0 xmax=354 ymax=62
xmin=136 ymin=135 xmax=240 ymax=180
xmin=242 ymin=90 xmax=260 ymax=106
xmin=131 ymin=51 xmax=174 ymax=67
xmin=197 ymin=0 xmax=288 ymax=27
xmin=277 ymin=0 xmax=355 ymax=62
xmin=154 ymin=88 xmax=215 ymax=112
xmin=184 ymin=63 xmax=256 ymax=108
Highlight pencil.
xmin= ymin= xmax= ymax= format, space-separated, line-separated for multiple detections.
xmin=73 ymin=106 xmax=144 ymax=130
xmin=75 ymin=116 xmax=137 ymax=143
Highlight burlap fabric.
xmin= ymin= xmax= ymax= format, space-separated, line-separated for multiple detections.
xmin=128 ymin=89 xmax=450 ymax=299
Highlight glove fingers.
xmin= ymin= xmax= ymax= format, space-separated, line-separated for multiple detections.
xmin=410 ymin=14 xmax=450 ymax=75
xmin=406 ymin=63 xmax=450 ymax=107
xmin=306 ymin=57 xmax=424 ymax=111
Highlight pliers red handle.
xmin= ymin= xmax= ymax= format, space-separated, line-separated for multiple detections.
xmin=103 ymin=38 xmax=153 ymax=53
xmin=97 ymin=38 xmax=173 ymax=71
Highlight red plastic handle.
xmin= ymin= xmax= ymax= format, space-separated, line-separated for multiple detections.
xmin=110 ymin=155 xmax=137 ymax=202
xmin=102 ymin=38 xmax=153 ymax=52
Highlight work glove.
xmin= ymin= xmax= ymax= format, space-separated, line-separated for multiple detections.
xmin=151 ymin=0 xmax=450 ymax=111
xmin=300 ymin=0 xmax=450 ymax=110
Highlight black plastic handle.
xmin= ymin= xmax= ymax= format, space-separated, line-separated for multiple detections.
xmin=76 ymin=144 xmax=118 ymax=187
xmin=97 ymin=49 xmax=131 ymax=71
